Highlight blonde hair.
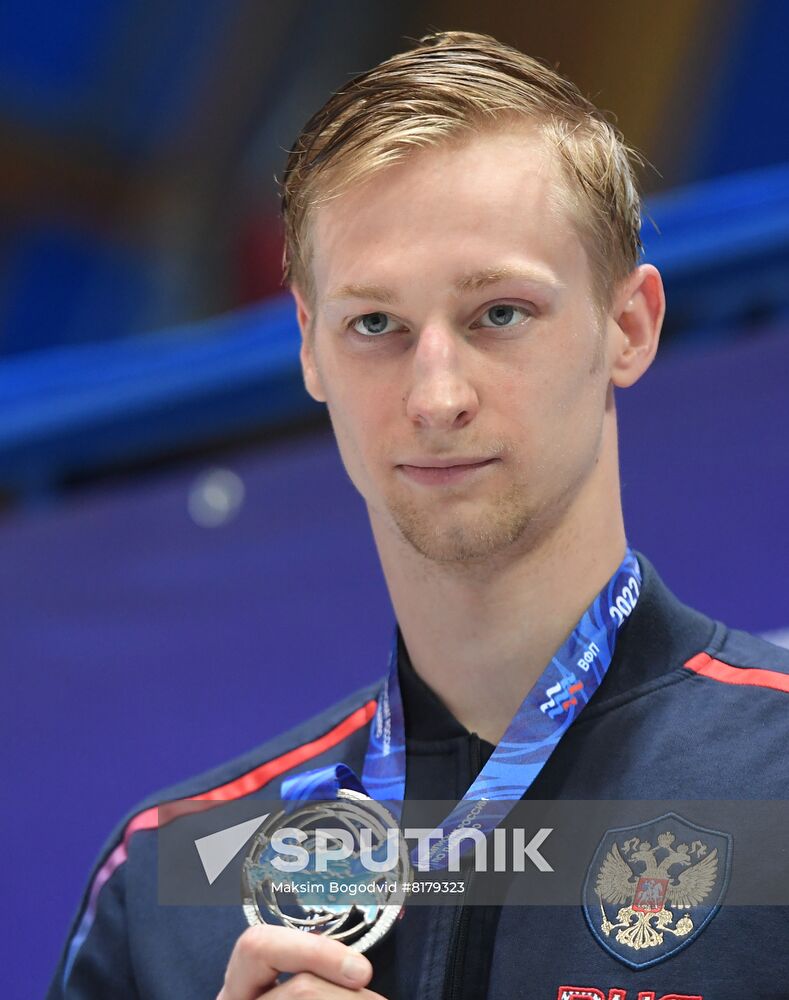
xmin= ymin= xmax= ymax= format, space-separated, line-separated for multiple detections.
xmin=281 ymin=30 xmax=643 ymax=307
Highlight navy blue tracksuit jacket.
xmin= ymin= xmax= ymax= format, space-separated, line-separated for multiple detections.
xmin=48 ymin=555 xmax=789 ymax=999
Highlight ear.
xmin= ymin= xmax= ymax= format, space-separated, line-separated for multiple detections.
xmin=608 ymin=264 xmax=665 ymax=389
xmin=292 ymin=284 xmax=327 ymax=403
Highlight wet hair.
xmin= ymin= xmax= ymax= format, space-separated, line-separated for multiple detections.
xmin=281 ymin=30 xmax=643 ymax=308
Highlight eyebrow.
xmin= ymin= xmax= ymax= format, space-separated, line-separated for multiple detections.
xmin=326 ymin=283 xmax=398 ymax=305
xmin=453 ymin=265 xmax=562 ymax=293
xmin=325 ymin=265 xmax=562 ymax=305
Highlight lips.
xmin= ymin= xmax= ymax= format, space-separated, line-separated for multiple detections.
xmin=400 ymin=457 xmax=495 ymax=469
xmin=398 ymin=457 xmax=498 ymax=485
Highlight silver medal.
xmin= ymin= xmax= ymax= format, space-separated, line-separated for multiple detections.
xmin=242 ymin=789 xmax=411 ymax=953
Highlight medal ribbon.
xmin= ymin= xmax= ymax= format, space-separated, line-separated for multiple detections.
xmin=283 ymin=548 xmax=641 ymax=869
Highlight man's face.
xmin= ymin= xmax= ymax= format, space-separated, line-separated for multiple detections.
xmin=298 ymin=128 xmax=617 ymax=564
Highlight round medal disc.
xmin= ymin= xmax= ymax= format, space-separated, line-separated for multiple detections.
xmin=242 ymin=789 xmax=411 ymax=954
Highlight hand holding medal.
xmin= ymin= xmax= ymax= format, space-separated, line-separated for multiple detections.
xmin=217 ymin=923 xmax=385 ymax=998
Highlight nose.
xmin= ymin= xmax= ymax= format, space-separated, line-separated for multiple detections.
xmin=404 ymin=323 xmax=479 ymax=431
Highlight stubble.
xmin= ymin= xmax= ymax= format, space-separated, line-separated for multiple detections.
xmin=386 ymin=473 xmax=544 ymax=565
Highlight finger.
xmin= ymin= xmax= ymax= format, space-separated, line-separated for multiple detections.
xmin=219 ymin=926 xmax=372 ymax=999
xmin=258 ymin=973 xmax=388 ymax=998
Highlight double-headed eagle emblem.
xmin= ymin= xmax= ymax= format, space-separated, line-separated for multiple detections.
xmin=594 ymin=830 xmax=719 ymax=952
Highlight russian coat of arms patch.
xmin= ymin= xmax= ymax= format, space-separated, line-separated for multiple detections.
xmin=582 ymin=812 xmax=731 ymax=969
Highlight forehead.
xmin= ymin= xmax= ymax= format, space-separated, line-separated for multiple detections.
xmin=308 ymin=127 xmax=591 ymax=303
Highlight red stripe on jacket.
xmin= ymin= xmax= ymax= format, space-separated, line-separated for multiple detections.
xmin=64 ymin=698 xmax=377 ymax=983
xmin=126 ymin=698 xmax=378 ymax=841
xmin=685 ymin=652 xmax=789 ymax=694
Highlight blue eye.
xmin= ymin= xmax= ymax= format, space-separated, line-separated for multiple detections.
xmin=478 ymin=304 xmax=527 ymax=328
xmin=352 ymin=312 xmax=394 ymax=336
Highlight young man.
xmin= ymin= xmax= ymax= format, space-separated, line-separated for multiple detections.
xmin=50 ymin=32 xmax=789 ymax=1000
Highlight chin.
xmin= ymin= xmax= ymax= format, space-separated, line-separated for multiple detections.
xmin=390 ymin=494 xmax=539 ymax=564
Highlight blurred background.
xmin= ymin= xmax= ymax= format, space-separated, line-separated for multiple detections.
xmin=1 ymin=1 xmax=788 ymax=995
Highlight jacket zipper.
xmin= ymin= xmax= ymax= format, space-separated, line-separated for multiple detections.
xmin=443 ymin=733 xmax=482 ymax=1000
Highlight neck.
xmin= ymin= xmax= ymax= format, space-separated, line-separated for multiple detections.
xmin=369 ymin=450 xmax=626 ymax=744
